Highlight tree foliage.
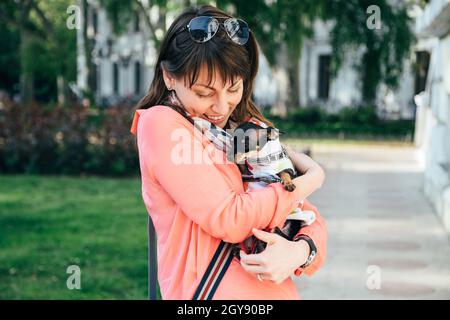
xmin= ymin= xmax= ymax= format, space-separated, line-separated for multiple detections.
xmin=218 ymin=0 xmax=323 ymax=110
xmin=322 ymin=0 xmax=415 ymax=102
xmin=0 ymin=0 xmax=415 ymax=107
xmin=0 ymin=0 xmax=76 ymax=103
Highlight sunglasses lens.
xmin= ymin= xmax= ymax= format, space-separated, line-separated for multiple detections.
xmin=224 ymin=18 xmax=249 ymax=45
xmin=188 ymin=16 xmax=219 ymax=43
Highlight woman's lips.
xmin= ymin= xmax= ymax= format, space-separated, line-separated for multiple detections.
xmin=204 ymin=114 xmax=226 ymax=124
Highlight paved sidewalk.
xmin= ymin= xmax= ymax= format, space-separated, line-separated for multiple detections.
xmin=290 ymin=143 xmax=450 ymax=299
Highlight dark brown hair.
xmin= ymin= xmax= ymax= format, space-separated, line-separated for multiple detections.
xmin=135 ymin=4 xmax=274 ymax=128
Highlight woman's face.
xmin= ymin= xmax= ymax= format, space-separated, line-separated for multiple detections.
xmin=163 ymin=65 xmax=244 ymax=128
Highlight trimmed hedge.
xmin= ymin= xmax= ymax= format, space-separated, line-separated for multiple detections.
xmin=0 ymin=99 xmax=139 ymax=176
xmin=0 ymin=101 xmax=414 ymax=176
xmin=264 ymin=106 xmax=414 ymax=140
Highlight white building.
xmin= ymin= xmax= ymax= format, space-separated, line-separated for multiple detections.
xmin=77 ymin=0 xmax=418 ymax=118
xmin=76 ymin=0 xmax=160 ymax=105
xmin=414 ymin=0 xmax=450 ymax=234
xmin=299 ymin=20 xmax=417 ymax=119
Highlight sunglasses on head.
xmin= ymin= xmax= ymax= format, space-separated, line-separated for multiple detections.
xmin=173 ymin=15 xmax=251 ymax=45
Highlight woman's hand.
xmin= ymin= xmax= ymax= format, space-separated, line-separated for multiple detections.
xmin=240 ymin=228 xmax=310 ymax=285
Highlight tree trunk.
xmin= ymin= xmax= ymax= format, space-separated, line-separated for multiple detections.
xmin=19 ymin=36 xmax=34 ymax=104
xmin=158 ymin=3 xmax=167 ymax=34
xmin=270 ymin=43 xmax=294 ymax=118
xmin=361 ymin=34 xmax=380 ymax=106
xmin=57 ymin=75 xmax=66 ymax=106
xmin=20 ymin=73 xmax=34 ymax=105
xmin=286 ymin=47 xmax=300 ymax=111
xmin=19 ymin=3 xmax=33 ymax=105
xmin=81 ymin=0 xmax=93 ymax=99
xmin=269 ymin=41 xmax=303 ymax=117
xmin=271 ymin=48 xmax=289 ymax=118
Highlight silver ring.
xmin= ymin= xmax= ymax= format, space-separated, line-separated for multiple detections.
xmin=257 ymin=274 xmax=263 ymax=282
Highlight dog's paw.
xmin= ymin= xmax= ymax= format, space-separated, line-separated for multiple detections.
xmin=282 ymin=180 xmax=296 ymax=192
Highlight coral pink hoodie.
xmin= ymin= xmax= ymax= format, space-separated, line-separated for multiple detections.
xmin=131 ymin=105 xmax=327 ymax=300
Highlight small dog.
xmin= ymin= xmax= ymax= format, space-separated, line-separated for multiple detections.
xmin=231 ymin=119 xmax=316 ymax=254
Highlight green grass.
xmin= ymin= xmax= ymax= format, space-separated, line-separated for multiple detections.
xmin=0 ymin=175 xmax=148 ymax=299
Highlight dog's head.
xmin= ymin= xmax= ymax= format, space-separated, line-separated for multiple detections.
xmin=232 ymin=122 xmax=281 ymax=163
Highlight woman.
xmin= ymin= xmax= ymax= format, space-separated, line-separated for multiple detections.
xmin=130 ymin=5 xmax=327 ymax=300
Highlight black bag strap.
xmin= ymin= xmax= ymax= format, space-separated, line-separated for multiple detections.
xmin=148 ymin=216 xmax=159 ymax=300
xmin=192 ymin=241 xmax=237 ymax=300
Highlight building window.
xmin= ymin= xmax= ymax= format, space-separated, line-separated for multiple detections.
xmin=414 ymin=51 xmax=430 ymax=94
xmin=113 ymin=62 xmax=119 ymax=94
xmin=318 ymin=54 xmax=331 ymax=100
xmin=134 ymin=11 xmax=140 ymax=32
xmin=92 ymin=9 xmax=98 ymax=36
xmin=134 ymin=61 xmax=141 ymax=95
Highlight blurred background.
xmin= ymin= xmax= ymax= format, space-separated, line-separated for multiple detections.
xmin=0 ymin=0 xmax=449 ymax=299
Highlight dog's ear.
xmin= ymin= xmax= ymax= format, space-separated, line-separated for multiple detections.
xmin=267 ymin=127 xmax=281 ymax=140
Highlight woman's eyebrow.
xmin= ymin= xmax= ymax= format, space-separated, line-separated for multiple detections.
xmin=194 ymin=84 xmax=215 ymax=90
xmin=194 ymin=80 xmax=241 ymax=90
